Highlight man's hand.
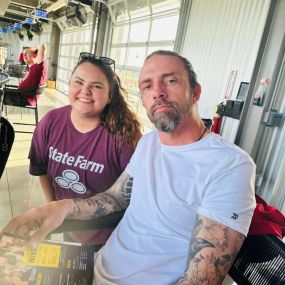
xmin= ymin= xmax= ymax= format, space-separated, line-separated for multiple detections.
xmin=0 ymin=199 xmax=74 ymax=248
xmin=177 ymin=215 xmax=245 ymax=285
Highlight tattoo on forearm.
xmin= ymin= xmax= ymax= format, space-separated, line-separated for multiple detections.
xmin=177 ymin=216 xmax=245 ymax=285
xmin=68 ymin=172 xmax=133 ymax=220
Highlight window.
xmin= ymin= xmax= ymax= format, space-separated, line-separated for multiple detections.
xmin=129 ymin=21 xmax=150 ymax=42
xmin=56 ymin=23 xmax=96 ymax=94
xmin=150 ymin=16 xmax=179 ymax=41
xmin=0 ymin=46 xmax=8 ymax=64
xmin=112 ymin=26 xmax=129 ymax=44
xmin=110 ymin=47 xmax=127 ymax=65
xmin=108 ymin=0 xmax=180 ymax=95
xmin=126 ymin=47 xmax=146 ymax=67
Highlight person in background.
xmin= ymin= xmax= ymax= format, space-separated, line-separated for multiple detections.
xmin=28 ymin=53 xmax=142 ymax=246
xmin=3 ymin=44 xmax=47 ymax=106
xmin=18 ymin=47 xmax=29 ymax=65
xmin=1 ymin=50 xmax=256 ymax=285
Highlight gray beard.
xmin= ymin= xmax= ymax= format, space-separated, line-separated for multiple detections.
xmin=147 ymin=98 xmax=193 ymax=133
xmin=151 ymin=109 xmax=181 ymax=133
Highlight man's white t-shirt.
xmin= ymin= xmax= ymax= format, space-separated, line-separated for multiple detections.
xmin=94 ymin=132 xmax=256 ymax=285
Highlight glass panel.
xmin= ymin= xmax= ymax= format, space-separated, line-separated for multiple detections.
xmin=0 ymin=46 xmax=7 ymax=62
xmin=110 ymin=1 xmax=128 ymax=22
xmin=116 ymin=68 xmax=125 ymax=82
xmin=61 ymin=33 xmax=68 ymax=44
xmin=112 ymin=25 xmax=130 ymax=44
xmin=126 ymin=47 xmax=146 ymax=67
xmin=152 ymin=0 xmax=180 ymax=14
xmin=130 ymin=7 xmax=150 ymax=19
xmin=60 ymin=46 xmax=66 ymax=55
xmin=150 ymin=15 xmax=179 ymax=41
xmin=147 ymin=45 xmax=174 ymax=55
xmin=122 ymin=69 xmax=140 ymax=93
xmin=83 ymin=29 xmax=92 ymax=43
xmin=256 ymin=62 xmax=285 ymax=211
xmin=254 ymin=37 xmax=285 ymax=212
xmin=126 ymin=0 xmax=148 ymax=11
xmin=127 ymin=0 xmax=150 ymax=19
xmin=129 ymin=21 xmax=150 ymax=42
xmin=110 ymin=47 xmax=127 ymax=66
xmin=74 ymin=46 xmax=81 ymax=57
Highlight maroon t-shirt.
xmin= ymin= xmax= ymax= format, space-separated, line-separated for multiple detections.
xmin=18 ymin=60 xmax=47 ymax=105
xmin=29 ymin=105 xmax=134 ymax=244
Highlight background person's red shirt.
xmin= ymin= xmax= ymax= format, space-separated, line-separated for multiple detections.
xmin=18 ymin=60 xmax=47 ymax=106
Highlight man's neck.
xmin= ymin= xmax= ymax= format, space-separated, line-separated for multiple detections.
xmin=158 ymin=118 xmax=206 ymax=146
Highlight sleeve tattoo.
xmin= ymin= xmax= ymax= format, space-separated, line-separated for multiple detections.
xmin=177 ymin=215 xmax=245 ymax=285
xmin=68 ymin=171 xmax=133 ymax=220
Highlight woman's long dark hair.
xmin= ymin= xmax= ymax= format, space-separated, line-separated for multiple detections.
xmin=72 ymin=57 xmax=142 ymax=150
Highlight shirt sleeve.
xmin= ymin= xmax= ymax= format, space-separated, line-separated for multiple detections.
xmin=28 ymin=113 xmax=50 ymax=176
xmin=119 ymin=147 xmax=134 ymax=172
xmin=125 ymin=137 xmax=144 ymax=177
xmin=197 ymin=154 xmax=256 ymax=235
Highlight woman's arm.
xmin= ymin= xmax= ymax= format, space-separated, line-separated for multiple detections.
xmin=39 ymin=175 xmax=55 ymax=202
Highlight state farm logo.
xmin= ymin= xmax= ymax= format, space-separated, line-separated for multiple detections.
xmin=55 ymin=169 xmax=86 ymax=194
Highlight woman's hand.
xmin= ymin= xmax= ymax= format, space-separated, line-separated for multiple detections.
xmin=0 ymin=199 xmax=74 ymax=248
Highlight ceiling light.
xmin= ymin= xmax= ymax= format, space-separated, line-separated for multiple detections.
xmin=19 ymin=32 xmax=24 ymax=40
xmin=27 ymin=29 xmax=33 ymax=40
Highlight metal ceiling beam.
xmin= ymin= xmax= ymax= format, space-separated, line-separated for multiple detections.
xmin=45 ymin=0 xmax=67 ymax=12
xmin=0 ymin=0 xmax=10 ymax=16
xmin=6 ymin=9 xmax=28 ymax=17
xmin=10 ymin=0 xmax=40 ymax=9
xmin=108 ymin=0 xmax=124 ymax=6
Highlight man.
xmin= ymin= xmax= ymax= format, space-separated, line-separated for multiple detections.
xmin=3 ymin=44 xmax=47 ymax=106
xmin=18 ymin=46 xmax=30 ymax=65
xmin=1 ymin=50 xmax=256 ymax=285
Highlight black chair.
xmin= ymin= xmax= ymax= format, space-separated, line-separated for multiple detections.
xmin=5 ymin=63 xmax=27 ymax=80
xmin=0 ymin=117 xmax=15 ymax=178
xmin=3 ymin=84 xmax=46 ymax=134
xmin=228 ymin=234 xmax=285 ymax=285
xmin=0 ymin=72 xmax=14 ymax=178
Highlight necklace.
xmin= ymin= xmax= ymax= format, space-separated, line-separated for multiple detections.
xmin=197 ymin=127 xmax=208 ymax=142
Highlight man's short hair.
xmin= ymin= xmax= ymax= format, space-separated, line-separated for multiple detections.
xmin=145 ymin=50 xmax=199 ymax=90
xmin=26 ymin=47 xmax=38 ymax=55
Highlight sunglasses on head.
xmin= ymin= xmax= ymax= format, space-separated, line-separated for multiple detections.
xmin=78 ymin=52 xmax=115 ymax=70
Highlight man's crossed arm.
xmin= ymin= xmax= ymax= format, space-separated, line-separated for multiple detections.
xmin=176 ymin=215 xmax=245 ymax=285
xmin=69 ymin=171 xmax=133 ymax=220
xmin=0 ymin=171 xmax=132 ymax=247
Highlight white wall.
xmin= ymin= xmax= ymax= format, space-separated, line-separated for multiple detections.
xmin=180 ymin=0 xmax=270 ymax=119
xmin=239 ymin=0 xmax=285 ymax=155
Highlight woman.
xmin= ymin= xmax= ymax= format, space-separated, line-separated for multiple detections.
xmin=29 ymin=54 xmax=141 ymax=245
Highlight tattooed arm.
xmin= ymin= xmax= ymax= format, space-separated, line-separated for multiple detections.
xmin=0 ymin=171 xmax=133 ymax=247
xmin=176 ymin=215 xmax=245 ymax=285
xmin=68 ymin=171 xmax=133 ymax=220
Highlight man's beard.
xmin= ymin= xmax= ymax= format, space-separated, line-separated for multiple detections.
xmin=148 ymin=99 xmax=191 ymax=133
